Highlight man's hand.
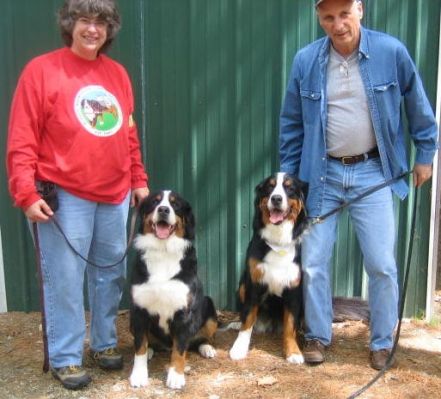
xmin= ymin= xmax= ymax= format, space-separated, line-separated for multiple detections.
xmin=25 ymin=199 xmax=54 ymax=222
xmin=131 ymin=187 xmax=150 ymax=208
xmin=413 ymin=164 xmax=433 ymax=187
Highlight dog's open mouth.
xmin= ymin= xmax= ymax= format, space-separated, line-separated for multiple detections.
xmin=269 ymin=209 xmax=288 ymax=225
xmin=153 ymin=221 xmax=175 ymax=239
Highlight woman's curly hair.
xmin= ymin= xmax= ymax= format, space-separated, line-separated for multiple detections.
xmin=57 ymin=0 xmax=121 ymax=54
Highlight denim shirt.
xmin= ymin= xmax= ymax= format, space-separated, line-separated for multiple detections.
xmin=279 ymin=26 xmax=438 ymax=217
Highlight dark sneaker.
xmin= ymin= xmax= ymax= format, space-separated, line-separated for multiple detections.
xmin=91 ymin=347 xmax=123 ymax=370
xmin=370 ymin=349 xmax=396 ymax=370
xmin=303 ymin=339 xmax=326 ymax=364
xmin=51 ymin=365 xmax=91 ymax=390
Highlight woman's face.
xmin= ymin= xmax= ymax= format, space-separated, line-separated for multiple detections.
xmin=70 ymin=16 xmax=108 ymax=60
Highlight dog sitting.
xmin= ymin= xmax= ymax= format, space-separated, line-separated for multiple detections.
xmin=129 ymin=190 xmax=218 ymax=390
xmin=229 ymin=172 xmax=308 ymax=364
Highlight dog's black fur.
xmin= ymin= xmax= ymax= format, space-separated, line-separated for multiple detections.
xmin=129 ymin=190 xmax=217 ymax=389
xmin=229 ymin=173 xmax=308 ymax=363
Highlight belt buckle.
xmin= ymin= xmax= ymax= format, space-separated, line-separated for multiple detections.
xmin=341 ymin=156 xmax=352 ymax=165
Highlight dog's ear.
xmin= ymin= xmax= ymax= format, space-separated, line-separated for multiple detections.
xmin=294 ymin=177 xmax=308 ymax=202
xmin=252 ymin=179 xmax=267 ymax=232
xmin=291 ymin=178 xmax=308 ymax=240
xmin=182 ymin=199 xmax=195 ymax=240
xmin=255 ymin=178 xmax=266 ymax=194
xmin=293 ymin=205 xmax=308 ymax=240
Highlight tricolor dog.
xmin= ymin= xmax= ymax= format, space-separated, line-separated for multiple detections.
xmin=129 ymin=190 xmax=217 ymax=390
xmin=229 ymin=173 xmax=308 ymax=363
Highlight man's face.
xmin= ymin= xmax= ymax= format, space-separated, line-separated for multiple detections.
xmin=317 ymin=0 xmax=363 ymax=56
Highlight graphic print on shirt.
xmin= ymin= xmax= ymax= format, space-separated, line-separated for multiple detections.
xmin=74 ymin=85 xmax=123 ymax=137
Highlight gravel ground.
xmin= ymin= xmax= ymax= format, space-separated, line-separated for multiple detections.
xmin=0 ymin=298 xmax=441 ymax=399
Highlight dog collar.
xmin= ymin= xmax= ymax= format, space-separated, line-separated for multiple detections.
xmin=265 ymin=241 xmax=296 ymax=258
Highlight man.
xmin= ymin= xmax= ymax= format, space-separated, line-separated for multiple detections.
xmin=279 ymin=0 xmax=438 ymax=370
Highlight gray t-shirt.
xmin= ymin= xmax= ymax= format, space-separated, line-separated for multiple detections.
xmin=326 ymin=46 xmax=377 ymax=157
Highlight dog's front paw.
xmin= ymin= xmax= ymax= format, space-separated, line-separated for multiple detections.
xmin=229 ymin=343 xmax=248 ymax=360
xmin=230 ymin=328 xmax=252 ymax=360
xmin=286 ymin=353 xmax=304 ymax=364
xmin=229 ymin=330 xmax=251 ymax=360
xmin=129 ymin=367 xmax=149 ymax=387
xmin=130 ymin=353 xmax=149 ymax=387
xmin=199 ymin=343 xmax=217 ymax=358
xmin=166 ymin=367 xmax=186 ymax=389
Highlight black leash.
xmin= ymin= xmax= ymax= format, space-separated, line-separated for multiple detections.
xmin=347 ymin=186 xmax=419 ymax=398
xmin=310 ymin=171 xmax=412 ymax=225
xmin=50 ymin=209 xmax=138 ymax=269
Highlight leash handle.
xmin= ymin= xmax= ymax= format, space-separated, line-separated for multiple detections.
xmin=50 ymin=209 xmax=138 ymax=269
xmin=311 ymin=170 xmax=412 ymax=225
xmin=32 ymin=222 xmax=50 ymax=373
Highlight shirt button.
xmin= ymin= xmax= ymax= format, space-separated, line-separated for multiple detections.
xmin=322 ymin=157 xmax=326 ymax=161
xmin=320 ymin=177 xmax=324 ymax=181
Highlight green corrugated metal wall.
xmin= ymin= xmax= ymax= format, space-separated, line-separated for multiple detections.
xmin=0 ymin=0 xmax=439 ymax=315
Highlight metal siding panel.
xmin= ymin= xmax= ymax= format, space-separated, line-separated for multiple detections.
xmin=0 ymin=0 xmax=62 ymax=312
xmin=0 ymin=0 xmax=440 ymax=316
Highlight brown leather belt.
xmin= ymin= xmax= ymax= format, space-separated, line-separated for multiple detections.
xmin=328 ymin=147 xmax=379 ymax=165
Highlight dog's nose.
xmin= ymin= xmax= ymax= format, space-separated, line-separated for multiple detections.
xmin=271 ymin=195 xmax=282 ymax=206
xmin=158 ymin=206 xmax=170 ymax=215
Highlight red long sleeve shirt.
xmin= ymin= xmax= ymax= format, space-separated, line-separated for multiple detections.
xmin=7 ymin=47 xmax=148 ymax=209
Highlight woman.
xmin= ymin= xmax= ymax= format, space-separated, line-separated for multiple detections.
xmin=6 ymin=0 xmax=149 ymax=390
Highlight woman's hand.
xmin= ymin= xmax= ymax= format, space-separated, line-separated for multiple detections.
xmin=25 ymin=199 xmax=54 ymax=222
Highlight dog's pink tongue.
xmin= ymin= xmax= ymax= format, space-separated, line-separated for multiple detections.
xmin=156 ymin=224 xmax=171 ymax=239
xmin=270 ymin=211 xmax=285 ymax=224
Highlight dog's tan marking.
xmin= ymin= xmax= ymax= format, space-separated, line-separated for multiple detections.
xmin=287 ymin=198 xmax=303 ymax=223
xmin=283 ymin=308 xmax=301 ymax=358
xmin=175 ymin=215 xmax=185 ymax=238
xmin=259 ymin=197 xmax=271 ymax=225
xmin=283 ymin=178 xmax=293 ymax=187
xmin=135 ymin=334 xmax=149 ymax=356
xmin=241 ymin=305 xmax=259 ymax=331
xmin=142 ymin=215 xmax=155 ymax=235
xmin=249 ymin=257 xmax=264 ymax=283
xmin=239 ymin=284 xmax=246 ymax=304
xmin=197 ymin=318 xmax=218 ymax=344
xmin=170 ymin=340 xmax=187 ymax=374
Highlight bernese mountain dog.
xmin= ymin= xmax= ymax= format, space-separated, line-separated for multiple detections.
xmin=229 ymin=172 xmax=308 ymax=364
xmin=129 ymin=190 xmax=218 ymax=390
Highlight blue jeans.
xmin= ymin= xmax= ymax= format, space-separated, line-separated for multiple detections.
xmin=302 ymin=158 xmax=398 ymax=351
xmin=33 ymin=188 xmax=130 ymax=368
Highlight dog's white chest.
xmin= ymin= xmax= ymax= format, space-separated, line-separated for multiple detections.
xmin=132 ymin=234 xmax=191 ymax=333
xmin=132 ymin=279 xmax=189 ymax=333
xmin=261 ymin=249 xmax=300 ymax=297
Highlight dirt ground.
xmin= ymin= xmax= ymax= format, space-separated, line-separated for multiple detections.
xmin=1 ymin=295 xmax=441 ymax=399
